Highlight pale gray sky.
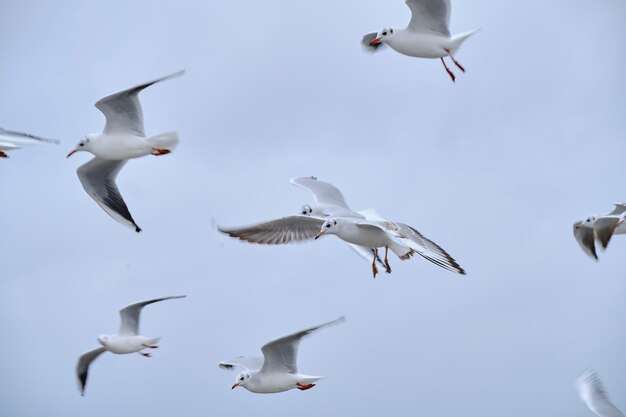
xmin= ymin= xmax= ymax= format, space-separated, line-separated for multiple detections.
xmin=1 ymin=1 xmax=625 ymax=416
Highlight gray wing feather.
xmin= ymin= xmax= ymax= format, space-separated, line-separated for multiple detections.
xmin=0 ymin=127 xmax=60 ymax=145
xmin=594 ymin=218 xmax=621 ymax=249
xmin=573 ymin=222 xmax=598 ymax=260
xmin=608 ymin=203 xmax=626 ymax=216
xmin=76 ymin=347 xmax=106 ymax=396
xmin=576 ymin=369 xmax=625 ymax=417
xmin=399 ymin=224 xmax=466 ymax=275
xmin=218 ymin=216 xmax=324 ymax=244
xmin=95 ymin=70 xmax=184 ymax=136
xmin=77 ymin=158 xmax=141 ymax=232
xmin=290 ymin=177 xmax=351 ymax=210
xmin=118 ymin=295 xmax=186 ymax=336
xmin=219 ymin=356 xmax=265 ymax=372
xmin=406 ymin=0 xmax=451 ymax=36
xmin=260 ymin=317 xmax=346 ymax=374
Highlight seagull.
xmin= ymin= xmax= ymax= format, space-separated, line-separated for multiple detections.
xmin=219 ymin=316 xmax=345 ymax=394
xmin=573 ymin=203 xmax=626 ymax=260
xmin=362 ymin=0 xmax=478 ymax=82
xmin=576 ymin=369 xmax=625 ymax=417
xmin=67 ymin=70 xmax=185 ymax=232
xmin=218 ymin=176 xmax=388 ymax=272
xmin=315 ymin=208 xmax=466 ymax=278
xmin=76 ymin=295 xmax=186 ymax=396
xmin=0 ymin=127 xmax=59 ymax=158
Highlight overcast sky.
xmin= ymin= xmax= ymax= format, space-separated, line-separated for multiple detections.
xmin=1 ymin=1 xmax=625 ymax=416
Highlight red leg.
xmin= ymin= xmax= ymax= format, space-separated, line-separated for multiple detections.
xmin=440 ymin=57 xmax=456 ymax=82
xmin=371 ymin=248 xmax=379 ymax=278
xmin=151 ymin=148 xmax=171 ymax=156
xmin=445 ymin=49 xmax=465 ymax=72
xmin=142 ymin=344 xmax=159 ymax=349
xmin=296 ymin=383 xmax=316 ymax=391
xmin=139 ymin=352 xmax=152 ymax=358
xmin=0 ymin=151 xmax=8 ymax=158
xmin=383 ymin=246 xmax=392 ymax=273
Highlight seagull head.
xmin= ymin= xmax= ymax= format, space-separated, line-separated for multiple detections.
xmin=97 ymin=334 xmax=110 ymax=347
xmin=316 ymin=217 xmax=338 ymax=239
xmin=232 ymin=371 xmax=250 ymax=389
xmin=300 ymin=204 xmax=313 ymax=216
xmin=67 ymin=136 xmax=93 ymax=158
xmin=371 ymin=27 xmax=394 ymax=46
xmin=575 ymin=216 xmax=597 ymax=229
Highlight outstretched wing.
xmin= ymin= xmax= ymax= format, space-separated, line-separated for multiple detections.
xmin=95 ymin=70 xmax=184 ymax=136
xmin=608 ymin=203 xmax=626 ymax=216
xmin=260 ymin=317 xmax=346 ymax=374
xmin=218 ymin=216 xmax=324 ymax=244
xmin=406 ymin=0 xmax=451 ymax=36
xmin=576 ymin=369 xmax=625 ymax=417
xmin=77 ymin=158 xmax=141 ymax=232
xmin=76 ymin=347 xmax=106 ymax=396
xmin=594 ymin=217 xmax=621 ymax=249
xmin=290 ymin=177 xmax=358 ymax=217
xmin=573 ymin=222 xmax=598 ymax=260
xmin=118 ymin=295 xmax=186 ymax=336
xmin=218 ymin=356 xmax=265 ymax=372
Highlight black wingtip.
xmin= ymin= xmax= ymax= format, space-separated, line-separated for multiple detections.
xmin=135 ymin=226 xmax=142 ymax=233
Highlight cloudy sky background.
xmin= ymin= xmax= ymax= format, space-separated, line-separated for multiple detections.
xmin=1 ymin=0 xmax=625 ymax=416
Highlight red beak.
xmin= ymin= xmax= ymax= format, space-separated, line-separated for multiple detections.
xmin=66 ymin=149 xmax=77 ymax=158
xmin=370 ymin=38 xmax=382 ymax=46
xmin=231 ymin=383 xmax=239 ymax=389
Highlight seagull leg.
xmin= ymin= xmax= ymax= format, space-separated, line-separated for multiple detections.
xmin=0 ymin=151 xmax=8 ymax=158
xmin=139 ymin=352 xmax=152 ymax=358
xmin=372 ymin=248 xmax=379 ymax=278
xmin=296 ymin=383 xmax=316 ymax=391
xmin=142 ymin=344 xmax=159 ymax=349
xmin=440 ymin=57 xmax=456 ymax=82
xmin=383 ymin=246 xmax=392 ymax=273
xmin=151 ymin=148 xmax=171 ymax=156
xmin=445 ymin=49 xmax=465 ymax=73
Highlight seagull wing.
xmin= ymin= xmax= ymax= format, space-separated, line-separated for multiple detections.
xmin=218 ymin=356 xmax=265 ymax=372
xmin=0 ymin=127 xmax=60 ymax=145
xmin=118 ymin=295 xmax=186 ymax=336
xmin=608 ymin=202 xmax=626 ymax=216
xmin=594 ymin=217 xmax=621 ymax=249
xmin=259 ymin=317 xmax=346 ymax=374
xmin=76 ymin=347 xmax=106 ymax=396
xmin=573 ymin=222 xmax=598 ymax=260
xmin=290 ymin=177 xmax=359 ymax=216
xmin=218 ymin=216 xmax=324 ymax=244
xmin=577 ymin=369 xmax=625 ymax=417
xmin=76 ymin=157 xmax=141 ymax=232
xmin=406 ymin=0 xmax=451 ymax=36
xmin=95 ymin=70 xmax=184 ymax=136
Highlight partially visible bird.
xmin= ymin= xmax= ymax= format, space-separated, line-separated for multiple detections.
xmin=0 ymin=127 xmax=59 ymax=158
xmin=576 ymin=368 xmax=625 ymax=417
xmin=76 ymin=295 xmax=186 ymax=396
xmin=362 ymin=0 xmax=478 ymax=82
xmin=573 ymin=203 xmax=626 ymax=260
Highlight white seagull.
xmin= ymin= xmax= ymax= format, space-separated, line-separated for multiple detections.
xmin=573 ymin=203 xmax=626 ymax=260
xmin=315 ymin=208 xmax=466 ymax=278
xmin=76 ymin=295 xmax=186 ymax=396
xmin=218 ymin=176 xmax=388 ymax=272
xmin=362 ymin=0 xmax=478 ymax=82
xmin=0 ymin=127 xmax=59 ymax=158
xmin=576 ymin=369 xmax=625 ymax=417
xmin=219 ymin=316 xmax=345 ymax=394
xmin=67 ymin=70 xmax=184 ymax=232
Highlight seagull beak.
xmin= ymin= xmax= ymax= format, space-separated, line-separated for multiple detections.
xmin=370 ymin=38 xmax=382 ymax=46
xmin=315 ymin=231 xmax=325 ymax=240
xmin=66 ymin=149 xmax=77 ymax=158
xmin=231 ymin=383 xmax=239 ymax=389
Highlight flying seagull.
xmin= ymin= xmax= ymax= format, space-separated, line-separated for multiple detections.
xmin=573 ymin=203 xmax=626 ymax=260
xmin=76 ymin=295 xmax=186 ymax=396
xmin=67 ymin=70 xmax=184 ymax=232
xmin=362 ymin=0 xmax=478 ymax=82
xmin=576 ymin=368 xmax=625 ymax=417
xmin=220 ymin=317 xmax=345 ymax=394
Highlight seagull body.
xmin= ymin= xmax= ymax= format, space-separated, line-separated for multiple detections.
xmin=573 ymin=203 xmax=626 ymax=260
xmin=576 ymin=369 xmax=625 ymax=417
xmin=218 ymin=177 xmax=388 ymax=271
xmin=76 ymin=295 xmax=186 ymax=396
xmin=316 ymin=208 xmax=466 ymax=277
xmin=67 ymin=70 xmax=184 ymax=232
xmin=219 ymin=317 xmax=345 ymax=394
xmin=0 ymin=127 xmax=59 ymax=158
xmin=362 ymin=0 xmax=478 ymax=82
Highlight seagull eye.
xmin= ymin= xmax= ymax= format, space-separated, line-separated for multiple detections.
xmin=390 ymin=29 xmax=393 ymax=34
xmin=240 ymin=377 xmax=244 ymax=381
xmin=326 ymin=224 xmax=331 ymax=228
xmin=382 ymin=31 xmax=387 ymax=36
xmin=79 ymin=143 xmax=84 ymax=147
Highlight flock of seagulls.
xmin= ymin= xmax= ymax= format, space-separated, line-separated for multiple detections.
xmin=2 ymin=0 xmax=622 ymax=414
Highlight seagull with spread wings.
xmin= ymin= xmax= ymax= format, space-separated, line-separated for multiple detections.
xmin=67 ymin=70 xmax=184 ymax=232
xmin=573 ymin=203 xmax=626 ymax=260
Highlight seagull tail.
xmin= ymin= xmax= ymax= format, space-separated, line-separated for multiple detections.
xmin=146 ymin=132 xmax=180 ymax=152
xmin=449 ymin=29 xmax=480 ymax=54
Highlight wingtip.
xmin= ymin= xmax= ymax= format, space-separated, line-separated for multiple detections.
xmin=135 ymin=226 xmax=142 ymax=233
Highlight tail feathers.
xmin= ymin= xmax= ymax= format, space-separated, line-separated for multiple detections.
xmin=147 ymin=132 xmax=179 ymax=151
xmin=450 ymin=29 xmax=480 ymax=53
